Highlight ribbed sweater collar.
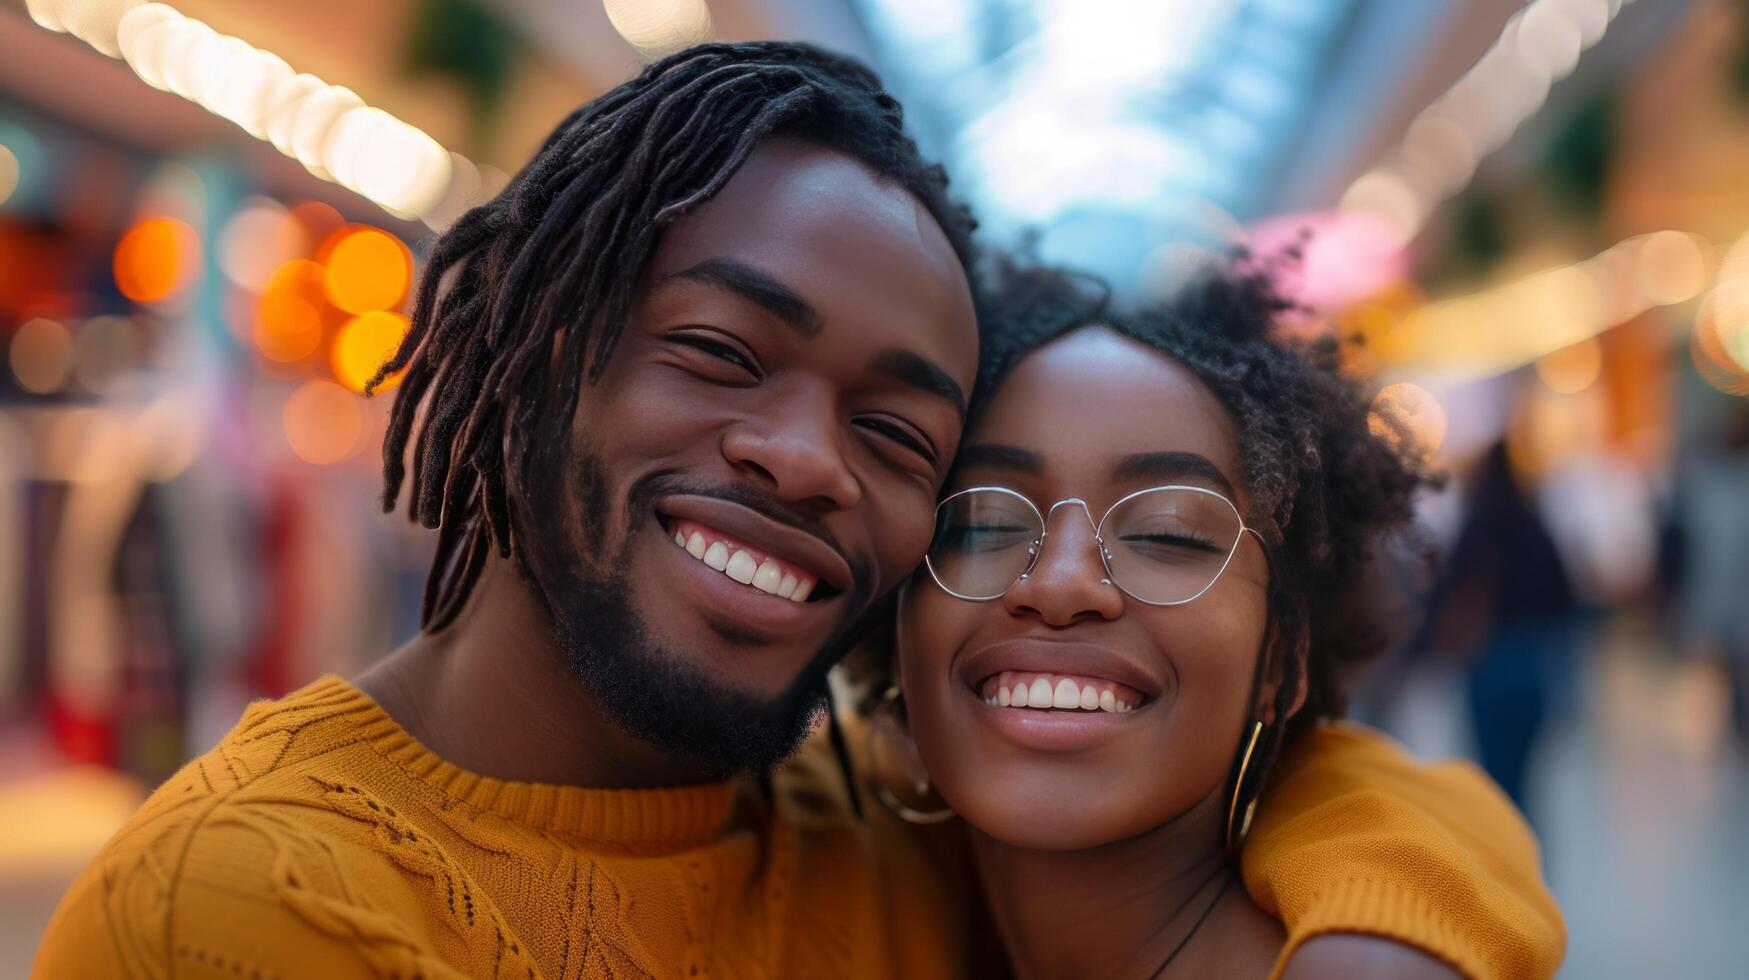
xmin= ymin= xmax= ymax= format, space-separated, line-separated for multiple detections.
xmin=292 ymin=675 xmax=740 ymax=847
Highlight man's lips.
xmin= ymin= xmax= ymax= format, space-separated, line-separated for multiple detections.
xmin=654 ymin=493 xmax=853 ymax=596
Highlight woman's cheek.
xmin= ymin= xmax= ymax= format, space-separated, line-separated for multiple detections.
xmin=895 ymin=579 xmax=950 ymax=683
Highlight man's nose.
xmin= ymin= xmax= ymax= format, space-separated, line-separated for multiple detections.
xmin=720 ymin=385 xmax=862 ymax=511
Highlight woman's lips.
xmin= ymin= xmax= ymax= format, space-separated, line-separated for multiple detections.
xmin=958 ymin=680 xmax=1143 ymax=754
xmin=956 ymin=639 xmax=1165 ymax=704
xmin=977 ymin=670 xmax=1144 ymax=713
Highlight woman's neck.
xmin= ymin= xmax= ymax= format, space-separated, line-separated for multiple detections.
xmin=968 ymin=786 xmax=1277 ymax=979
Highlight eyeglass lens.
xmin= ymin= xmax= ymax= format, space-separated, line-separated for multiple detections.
xmin=926 ymin=488 xmax=1242 ymax=603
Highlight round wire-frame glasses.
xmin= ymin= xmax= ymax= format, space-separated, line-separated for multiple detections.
xmin=923 ymin=484 xmax=1268 ymax=606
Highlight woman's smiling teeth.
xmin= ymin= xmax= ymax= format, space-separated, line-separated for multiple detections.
xmin=978 ymin=672 xmax=1140 ymax=713
xmin=670 ymin=519 xmax=817 ymax=602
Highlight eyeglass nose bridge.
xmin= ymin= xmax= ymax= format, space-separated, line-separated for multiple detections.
xmin=1015 ymin=496 xmax=1116 ymax=587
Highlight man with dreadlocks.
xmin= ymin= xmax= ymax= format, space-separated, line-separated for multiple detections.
xmin=39 ymin=42 xmax=1559 ymax=979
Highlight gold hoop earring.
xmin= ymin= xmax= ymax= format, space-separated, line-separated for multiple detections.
xmin=1225 ymin=721 xmax=1264 ymax=851
xmin=866 ymin=687 xmax=955 ymax=825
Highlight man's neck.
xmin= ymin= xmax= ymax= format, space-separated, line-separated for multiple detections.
xmin=969 ymin=787 xmax=1273 ymax=979
xmin=354 ymin=555 xmax=716 ymax=789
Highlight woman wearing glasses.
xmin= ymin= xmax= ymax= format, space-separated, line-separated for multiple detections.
xmin=864 ymin=260 xmax=1561 ymax=978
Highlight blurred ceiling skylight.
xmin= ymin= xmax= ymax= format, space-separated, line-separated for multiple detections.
xmin=858 ymin=0 xmax=1358 ymax=287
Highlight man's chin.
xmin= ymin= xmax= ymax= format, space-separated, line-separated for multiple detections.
xmin=546 ymin=579 xmax=834 ymax=778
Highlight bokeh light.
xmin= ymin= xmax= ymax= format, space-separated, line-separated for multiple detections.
xmin=9 ymin=318 xmax=75 ymax=394
xmin=254 ymin=259 xmax=330 ymax=363
xmin=1692 ymin=287 xmax=1749 ymax=396
xmin=1535 ymin=336 xmax=1604 ymax=395
xmin=72 ymin=315 xmax=145 ymax=393
xmin=323 ymin=109 xmax=453 ymax=219
xmin=1507 ymin=381 xmax=1606 ymax=479
xmin=24 ymin=0 xmax=67 ymax=33
xmin=263 ymin=72 xmax=326 ymax=154
xmin=1368 ymin=381 xmax=1448 ymax=462
xmin=1340 ymin=0 xmax=1632 ymax=250
xmin=113 ymin=217 xmax=199 ymax=303
xmin=0 ymin=144 xmax=19 ymax=207
xmin=1634 ymin=231 xmax=1709 ymax=306
xmin=289 ymin=200 xmax=345 ymax=243
xmin=290 ymin=84 xmax=363 ymax=181
xmin=282 ymin=379 xmax=363 ymax=465
xmin=604 ymin=0 xmax=714 ymax=58
xmin=218 ymin=199 xmax=308 ymax=291
xmin=1339 ymin=171 xmax=1421 ymax=248
xmin=322 ymin=227 xmax=411 ymax=314
xmin=254 ymin=291 xmax=323 ymax=363
xmin=331 ymin=310 xmax=409 ymax=393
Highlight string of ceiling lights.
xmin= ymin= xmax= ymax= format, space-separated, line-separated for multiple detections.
xmin=1340 ymin=0 xmax=1634 ymax=247
xmin=19 ymin=1 xmax=718 ymax=229
xmin=22 ymin=0 xmax=500 ymax=227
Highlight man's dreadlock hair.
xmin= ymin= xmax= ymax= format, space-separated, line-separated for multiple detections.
xmin=942 ymin=253 xmax=1434 ymax=776
xmin=369 ymin=42 xmax=975 ymax=632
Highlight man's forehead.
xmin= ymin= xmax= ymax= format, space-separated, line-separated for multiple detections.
xmin=652 ymin=142 xmax=953 ymax=273
xmin=643 ymin=139 xmax=976 ymax=380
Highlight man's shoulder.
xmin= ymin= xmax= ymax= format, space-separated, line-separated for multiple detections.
xmin=34 ymin=680 xmax=450 ymax=978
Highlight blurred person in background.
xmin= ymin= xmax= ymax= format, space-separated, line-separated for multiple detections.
xmin=1680 ymin=401 xmax=1749 ymax=746
xmin=34 ymin=42 xmax=1563 ymax=980
xmin=1418 ymin=439 xmax=1584 ymax=819
xmin=872 ymin=259 xmax=1562 ymax=979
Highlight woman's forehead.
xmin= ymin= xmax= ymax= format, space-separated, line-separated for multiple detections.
xmin=966 ymin=328 xmax=1245 ymax=496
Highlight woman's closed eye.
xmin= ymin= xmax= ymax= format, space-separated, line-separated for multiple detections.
xmin=1120 ymin=530 xmax=1224 ymax=554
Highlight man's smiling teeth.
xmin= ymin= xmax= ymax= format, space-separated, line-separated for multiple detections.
xmin=670 ymin=520 xmax=817 ymax=602
xmin=979 ymin=672 xmax=1139 ymax=713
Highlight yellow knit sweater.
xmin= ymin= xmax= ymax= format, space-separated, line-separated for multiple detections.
xmin=33 ymin=676 xmax=1563 ymax=979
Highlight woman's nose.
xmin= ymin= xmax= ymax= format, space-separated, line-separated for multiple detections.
xmin=1002 ymin=506 xmax=1124 ymax=626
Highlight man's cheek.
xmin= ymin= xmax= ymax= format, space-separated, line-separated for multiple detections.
xmin=875 ymin=527 xmax=932 ymax=597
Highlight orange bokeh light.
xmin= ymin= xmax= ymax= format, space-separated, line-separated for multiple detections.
xmin=322 ymin=227 xmax=411 ymax=314
xmin=282 ymin=379 xmax=363 ymax=465
xmin=254 ymin=259 xmax=332 ymax=364
xmin=289 ymin=201 xmax=345 ymax=245
xmin=1368 ymin=382 xmax=1448 ymax=463
xmin=9 ymin=318 xmax=74 ymax=394
xmin=254 ymin=291 xmax=323 ymax=363
xmin=114 ymin=217 xmax=199 ymax=303
xmin=331 ymin=310 xmax=409 ymax=393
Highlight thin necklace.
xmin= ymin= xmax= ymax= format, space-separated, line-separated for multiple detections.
xmin=1147 ymin=868 xmax=1236 ymax=979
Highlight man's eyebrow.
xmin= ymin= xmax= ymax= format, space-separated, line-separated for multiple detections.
xmin=1110 ymin=451 xmax=1238 ymax=498
xmin=871 ymin=349 xmax=967 ymax=419
xmin=658 ymin=258 xmax=821 ymax=337
xmin=953 ymin=443 xmax=1043 ymax=475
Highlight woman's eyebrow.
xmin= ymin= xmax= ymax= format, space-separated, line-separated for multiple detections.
xmin=952 ymin=443 xmax=1043 ymax=475
xmin=1109 ymin=451 xmax=1237 ymax=498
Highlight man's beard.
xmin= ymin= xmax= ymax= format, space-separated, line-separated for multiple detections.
xmin=517 ymin=457 xmax=858 ymax=780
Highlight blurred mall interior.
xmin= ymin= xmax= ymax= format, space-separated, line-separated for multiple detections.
xmin=2 ymin=0 xmax=1747 ymax=975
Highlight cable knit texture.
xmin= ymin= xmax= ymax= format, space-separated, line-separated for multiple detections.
xmin=35 ymin=678 xmax=1562 ymax=978
xmin=1245 ymin=722 xmax=1566 ymax=979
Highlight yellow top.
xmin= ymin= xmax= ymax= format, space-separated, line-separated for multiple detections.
xmin=34 ymin=676 xmax=1564 ymax=979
